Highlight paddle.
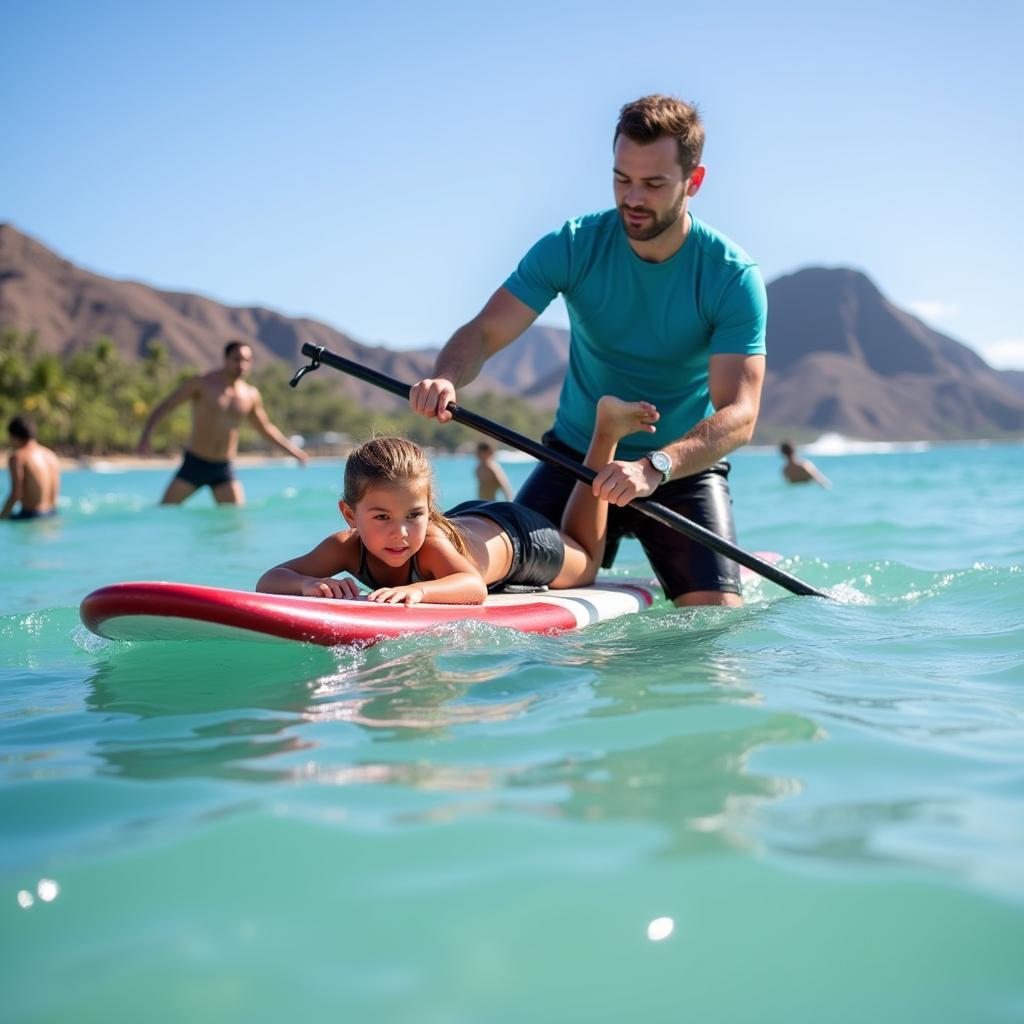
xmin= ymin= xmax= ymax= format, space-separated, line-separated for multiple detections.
xmin=289 ymin=343 xmax=829 ymax=599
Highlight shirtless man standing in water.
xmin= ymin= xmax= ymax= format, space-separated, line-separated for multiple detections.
xmin=779 ymin=441 xmax=831 ymax=489
xmin=2 ymin=416 xmax=61 ymax=520
xmin=138 ymin=340 xmax=308 ymax=505
xmin=474 ymin=441 xmax=513 ymax=501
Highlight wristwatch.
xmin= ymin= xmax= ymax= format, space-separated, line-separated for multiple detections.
xmin=644 ymin=450 xmax=672 ymax=485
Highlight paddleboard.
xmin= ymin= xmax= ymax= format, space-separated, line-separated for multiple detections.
xmin=80 ymin=579 xmax=660 ymax=647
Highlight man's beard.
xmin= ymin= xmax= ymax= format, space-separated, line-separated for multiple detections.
xmin=618 ymin=191 xmax=685 ymax=241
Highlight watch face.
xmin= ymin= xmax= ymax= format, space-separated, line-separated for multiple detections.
xmin=649 ymin=451 xmax=670 ymax=473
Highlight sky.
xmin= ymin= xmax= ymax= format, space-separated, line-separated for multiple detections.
xmin=2 ymin=0 xmax=1022 ymax=369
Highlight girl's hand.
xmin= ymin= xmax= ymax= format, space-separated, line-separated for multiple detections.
xmin=300 ymin=576 xmax=362 ymax=600
xmin=367 ymin=585 xmax=426 ymax=606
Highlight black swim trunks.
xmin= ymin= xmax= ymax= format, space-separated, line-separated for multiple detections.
xmin=174 ymin=450 xmax=235 ymax=490
xmin=446 ymin=500 xmax=565 ymax=593
xmin=515 ymin=431 xmax=742 ymax=600
xmin=9 ymin=508 xmax=57 ymax=521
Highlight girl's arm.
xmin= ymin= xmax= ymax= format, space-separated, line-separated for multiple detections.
xmin=256 ymin=532 xmax=363 ymax=599
xmin=366 ymin=532 xmax=488 ymax=606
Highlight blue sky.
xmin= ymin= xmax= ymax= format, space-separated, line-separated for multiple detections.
xmin=3 ymin=0 xmax=1021 ymax=368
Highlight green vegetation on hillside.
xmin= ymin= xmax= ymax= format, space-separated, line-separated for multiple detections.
xmin=1 ymin=329 xmax=554 ymax=455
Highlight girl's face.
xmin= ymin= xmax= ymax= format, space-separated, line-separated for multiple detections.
xmin=340 ymin=480 xmax=431 ymax=566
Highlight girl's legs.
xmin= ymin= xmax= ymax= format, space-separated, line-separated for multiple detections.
xmin=550 ymin=397 xmax=658 ymax=587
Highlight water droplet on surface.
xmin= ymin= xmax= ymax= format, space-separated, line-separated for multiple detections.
xmin=37 ymin=879 xmax=59 ymax=902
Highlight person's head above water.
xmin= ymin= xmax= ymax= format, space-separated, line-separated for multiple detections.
xmin=7 ymin=415 xmax=36 ymax=445
xmin=222 ymin=340 xmax=253 ymax=381
xmin=340 ymin=436 xmax=466 ymax=557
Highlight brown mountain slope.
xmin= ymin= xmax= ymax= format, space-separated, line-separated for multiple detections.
xmin=1001 ymin=370 xmax=1024 ymax=398
xmin=0 ymin=222 xmax=442 ymax=407
xmin=484 ymin=323 xmax=570 ymax=393
xmin=761 ymin=268 xmax=1024 ymax=439
xmin=765 ymin=267 xmax=990 ymax=376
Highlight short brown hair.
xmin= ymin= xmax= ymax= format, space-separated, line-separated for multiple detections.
xmin=614 ymin=95 xmax=705 ymax=175
xmin=8 ymin=415 xmax=36 ymax=441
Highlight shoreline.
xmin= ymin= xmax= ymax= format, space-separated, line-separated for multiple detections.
xmin=59 ymin=443 xmax=494 ymax=471
xmin=63 ymin=435 xmax=1024 ymax=472
xmin=59 ymin=453 xmax=346 ymax=471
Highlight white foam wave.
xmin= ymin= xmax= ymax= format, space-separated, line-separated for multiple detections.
xmin=803 ymin=433 xmax=932 ymax=456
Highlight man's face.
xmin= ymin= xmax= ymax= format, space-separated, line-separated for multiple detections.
xmin=224 ymin=346 xmax=253 ymax=380
xmin=613 ymin=134 xmax=697 ymax=242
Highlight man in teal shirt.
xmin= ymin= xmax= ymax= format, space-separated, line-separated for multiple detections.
xmin=411 ymin=94 xmax=767 ymax=606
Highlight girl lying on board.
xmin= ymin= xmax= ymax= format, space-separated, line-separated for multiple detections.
xmin=256 ymin=397 xmax=657 ymax=605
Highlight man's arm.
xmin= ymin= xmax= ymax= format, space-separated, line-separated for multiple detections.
xmin=410 ymin=287 xmax=540 ymax=423
xmin=137 ymin=377 xmax=200 ymax=454
xmin=664 ymin=353 xmax=766 ymax=477
xmin=591 ymin=353 xmax=766 ymax=506
xmin=803 ymin=459 xmax=832 ymax=489
xmin=248 ymin=392 xmax=309 ymax=464
xmin=492 ymin=460 xmax=514 ymax=501
xmin=1 ymin=454 xmax=22 ymax=518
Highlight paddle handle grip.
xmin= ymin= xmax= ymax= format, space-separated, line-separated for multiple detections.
xmin=297 ymin=343 xmax=829 ymax=599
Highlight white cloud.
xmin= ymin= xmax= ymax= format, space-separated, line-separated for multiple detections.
xmin=975 ymin=339 xmax=1024 ymax=371
xmin=906 ymin=300 xmax=961 ymax=324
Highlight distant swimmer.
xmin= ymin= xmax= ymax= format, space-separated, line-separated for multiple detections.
xmin=138 ymin=340 xmax=308 ymax=506
xmin=780 ymin=440 xmax=831 ymax=489
xmin=474 ymin=441 xmax=513 ymax=501
xmin=2 ymin=416 xmax=61 ymax=520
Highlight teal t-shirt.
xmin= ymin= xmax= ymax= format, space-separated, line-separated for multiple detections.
xmin=502 ymin=209 xmax=767 ymax=460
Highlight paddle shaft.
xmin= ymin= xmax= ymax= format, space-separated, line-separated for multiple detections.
xmin=294 ymin=343 xmax=829 ymax=599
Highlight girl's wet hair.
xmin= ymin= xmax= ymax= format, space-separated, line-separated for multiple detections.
xmin=344 ymin=436 xmax=467 ymax=555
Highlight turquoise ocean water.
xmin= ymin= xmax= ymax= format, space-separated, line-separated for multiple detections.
xmin=2 ymin=442 xmax=1023 ymax=1023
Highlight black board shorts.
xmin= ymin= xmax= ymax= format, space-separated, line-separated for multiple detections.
xmin=515 ymin=431 xmax=742 ymax=601
xmin=175 ymin=450 xmax=235 ymax=490
xmin=9 ymin=508 xmax=57 ymax=521
xmin=446 ymin=500 xmax=565 ymax=592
